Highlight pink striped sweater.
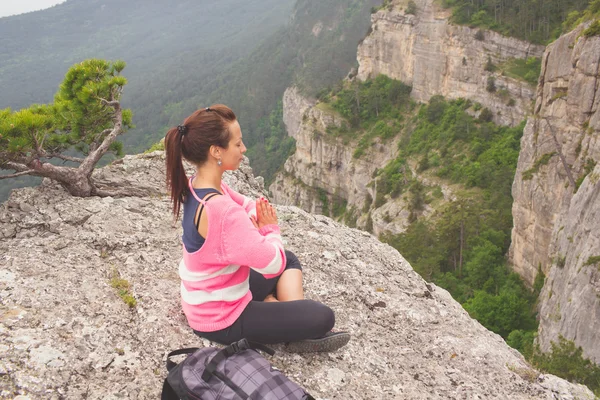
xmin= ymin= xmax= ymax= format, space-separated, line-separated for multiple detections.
xmin=180 ymin=179 xmax=286 ymax=332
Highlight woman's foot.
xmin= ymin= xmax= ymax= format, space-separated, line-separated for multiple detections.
xmin=285 ymin=331 xmax=350 ymax=353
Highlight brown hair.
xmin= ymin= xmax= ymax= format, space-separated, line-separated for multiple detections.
xmin=165 ymin=104 xmax=237 ymax=219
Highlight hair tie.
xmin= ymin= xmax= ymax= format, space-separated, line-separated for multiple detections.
xmin=205 ymin=107 xmax=211 ymax=112
xmin=177 ymin=125 xmax=187 ymax=136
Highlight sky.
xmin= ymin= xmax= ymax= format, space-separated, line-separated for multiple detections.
xmin=0 ymin=0 xmax=66 ymax=18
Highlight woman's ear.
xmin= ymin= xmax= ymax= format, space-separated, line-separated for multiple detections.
xmin=209 ymin=145 xmax=221 ymax=161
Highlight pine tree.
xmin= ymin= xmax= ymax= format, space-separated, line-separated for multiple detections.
xmin=0 ymin=59 xmax=140 ymax=197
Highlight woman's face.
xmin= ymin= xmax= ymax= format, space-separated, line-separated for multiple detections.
xmin=219 ymin=120 xmax=246 ymax=170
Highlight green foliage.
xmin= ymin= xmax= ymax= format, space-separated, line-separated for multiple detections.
xmin=532 ymin=336 xmax=600 ymax=394
xmin=373 ymin=0 xmax=393 ymax=12
xmin=377 ymin=96 xmax=535 ymax=345
xmin=555 ymin=254 xmax=566 ymax=268
xmin=376 ymin=156 xmax=408 ymax=199
xmin=406 ymin=0 xmax=417 ymax=15
xmin=478 ymin=107 xmax=493 ymax=122
xmin=144 ymin=140 xmax=165 ymax=153
xmin=497 ymin=57 xmax=542 ymax=85
xmin=53 ymin=59 xmax=131 ymax=153
xmin=564 ymin=1 xmax=600 ymax=33
xmin=507 ymin=330 xmax=536 ymax=360
xmin=331 ymin=75 xmax=412 ymax=125
xmin=486 ymin=76 xmax=496 ymax=92
xmin=0 ymin=0 xmax=380 ymax=199
xmin=575 ymin=158 xmax=597 ymax=190
xmin=0 ymin=59 xmax=130 ymax=166
xmin=464 ymin=287 xmax=537 ymax=337
xmin=408 ymin=180 xmax=426 ymax=220
xmin=317 ymin=187 xmax=330 ymax=216
xmin=442 ymin=0 xmax=589 ymax=44
xmin=332 ymin=195 xmax=349 ymax=218
xmin=0 ymin=106 xmax=54 ymax=155
xmin=245 ymin=101 xmax=296 ymax=186
xmin=533 ymin=266 xmax=546 ymax=298
xmin=484 ymin=56 xmax=496 ymax=72
xmin=522 ymin=152 xmax=556 ymax=180
xmin=110 ymin=269 xmax=137 ymax=308
xmin=584 ymin=255 xmax=600 ymax=266
xmin=365 ymin=212 xmax=374 ymax=233
xmin=320 ymin=75 xmax=412 ymax=159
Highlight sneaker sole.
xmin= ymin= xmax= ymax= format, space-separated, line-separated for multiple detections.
xmin=286 ymin=333 xmax=351 ymax=353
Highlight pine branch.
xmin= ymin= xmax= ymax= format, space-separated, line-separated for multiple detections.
xmin=99 ymin=98 xmax=120 ymax=108
xmin=47 ymin=153 xmax=85 ymax=163
xmin=0 ymin=170 xmax=35 ymax=179
xmin=79 ymin=103 xmax=122 ymax=174
xmin=5 ymin=161 xmax=31 ymax=172
xmin=92 ymin=128 xmax=113 ymax=146
xmin=0 ymin=161 xmax=35 ymax=179
xmin=31 ymin=133 xmax=43 ymax=157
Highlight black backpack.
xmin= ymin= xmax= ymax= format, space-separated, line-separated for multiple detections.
xmin=161 ymin=338 xmax=316 ymax=400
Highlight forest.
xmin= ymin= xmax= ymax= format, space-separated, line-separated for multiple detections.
xmin=441 ymin=0 xmax=595 ymax=43
xmin=319 ymin=75 xmax=600 ymax=394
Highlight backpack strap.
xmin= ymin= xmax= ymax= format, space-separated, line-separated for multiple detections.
xmin=161 ymin=377 xmax=179 ymax=400
xmin=165 ymin=347 xmax=198 ymax=372
xmin=211 ymin=369 xmax=251 ymax=399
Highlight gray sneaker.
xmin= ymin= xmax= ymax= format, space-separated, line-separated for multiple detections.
xmin=285 ymin=331 xmax=351 ymax=353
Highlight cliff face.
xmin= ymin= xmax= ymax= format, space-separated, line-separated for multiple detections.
xmin=509 ymin=23 xmax=600 ymax=362
xmin=271 ymin=0 xmax=544 ymax=231
xmin=271 ymin=87 xmax=399 ymax=219
xmin=0 ymin=153 xmax=595 ymax=399
xmin=357 ymin=0 xmax=545 ymax=126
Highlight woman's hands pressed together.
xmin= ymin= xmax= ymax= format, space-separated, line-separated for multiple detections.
xmin=251 ymin=197 xmax=278 ymax=229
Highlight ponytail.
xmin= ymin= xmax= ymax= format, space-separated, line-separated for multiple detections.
xmin=165 ymin=127 xmax=188 ymax=220
xmin=164 ymin=104 xmax=237 ymax=219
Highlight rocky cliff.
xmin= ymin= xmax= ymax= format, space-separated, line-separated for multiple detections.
xmin=1 ymin=153 xmax=597 ymax=398
xmin=271 ymin=87 xmax=402 ymax=223
xmin=271 ymin=0 xmax=545 ymax=233
xmin=357 ymin=0 xmax=544 ymax=126
xmin=509 ymin=23 xmax=600 ymax=363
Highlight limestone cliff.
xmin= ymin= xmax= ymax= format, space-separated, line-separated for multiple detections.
xmin=357 ymin=0 xmax=544 ymax=126
xmin=271 ymin=0 xmax=545 ymax=233
xmin=509 ymin=23 xmax=600 ymax=363
xmin=271 ymin=87 xmax=399 ymax=220
xmin=0 ymin=153 xmax=595 ymax=399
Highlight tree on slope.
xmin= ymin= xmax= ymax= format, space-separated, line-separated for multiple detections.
xmin=0 ymin=59 xmax=137 ymax=197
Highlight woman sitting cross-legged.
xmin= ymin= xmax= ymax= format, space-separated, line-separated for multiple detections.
xmin=164 ymin=104 xmax=350 ymax=352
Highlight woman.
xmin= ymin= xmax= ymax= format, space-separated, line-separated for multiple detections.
xmin=165 ymin=105 xmax=350 ymax=352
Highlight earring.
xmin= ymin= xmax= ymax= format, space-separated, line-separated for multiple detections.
xmin=217 ymin=159 xmax=222 ymax=166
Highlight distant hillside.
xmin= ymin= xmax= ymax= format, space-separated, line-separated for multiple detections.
xmin=0 ymin=0 xmax=381 ymax=201
xmin=0 ymin=0 xmax=295 ymax=201
xmin=442 ymin=0 xmax=590 ymax=43
xmin=0 ymin=0 xmax=295 ymax=110
xmin=200 ymin=0 xmax=382 ymax=183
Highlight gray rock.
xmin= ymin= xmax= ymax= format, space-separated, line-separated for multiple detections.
xmin=357 ymin=0 xmax=544 ymax=127
xmin=509 ymin=22 xmax=600 ymax=362
xmin=0 ymin=153 xmax=595 ymax=399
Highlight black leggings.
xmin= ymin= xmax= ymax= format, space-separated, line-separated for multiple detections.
xmin=193 ymin=251 xmax=335 ymax=345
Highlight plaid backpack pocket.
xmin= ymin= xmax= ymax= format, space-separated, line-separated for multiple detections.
xmin=162 ymin=339 xmax=315 ymax=400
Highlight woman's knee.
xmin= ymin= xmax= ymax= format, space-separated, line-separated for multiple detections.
xmin=309 ymin=301 xmax=335 ymax=333
xmin=284 ymin=250 xmax=302 ymax=271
